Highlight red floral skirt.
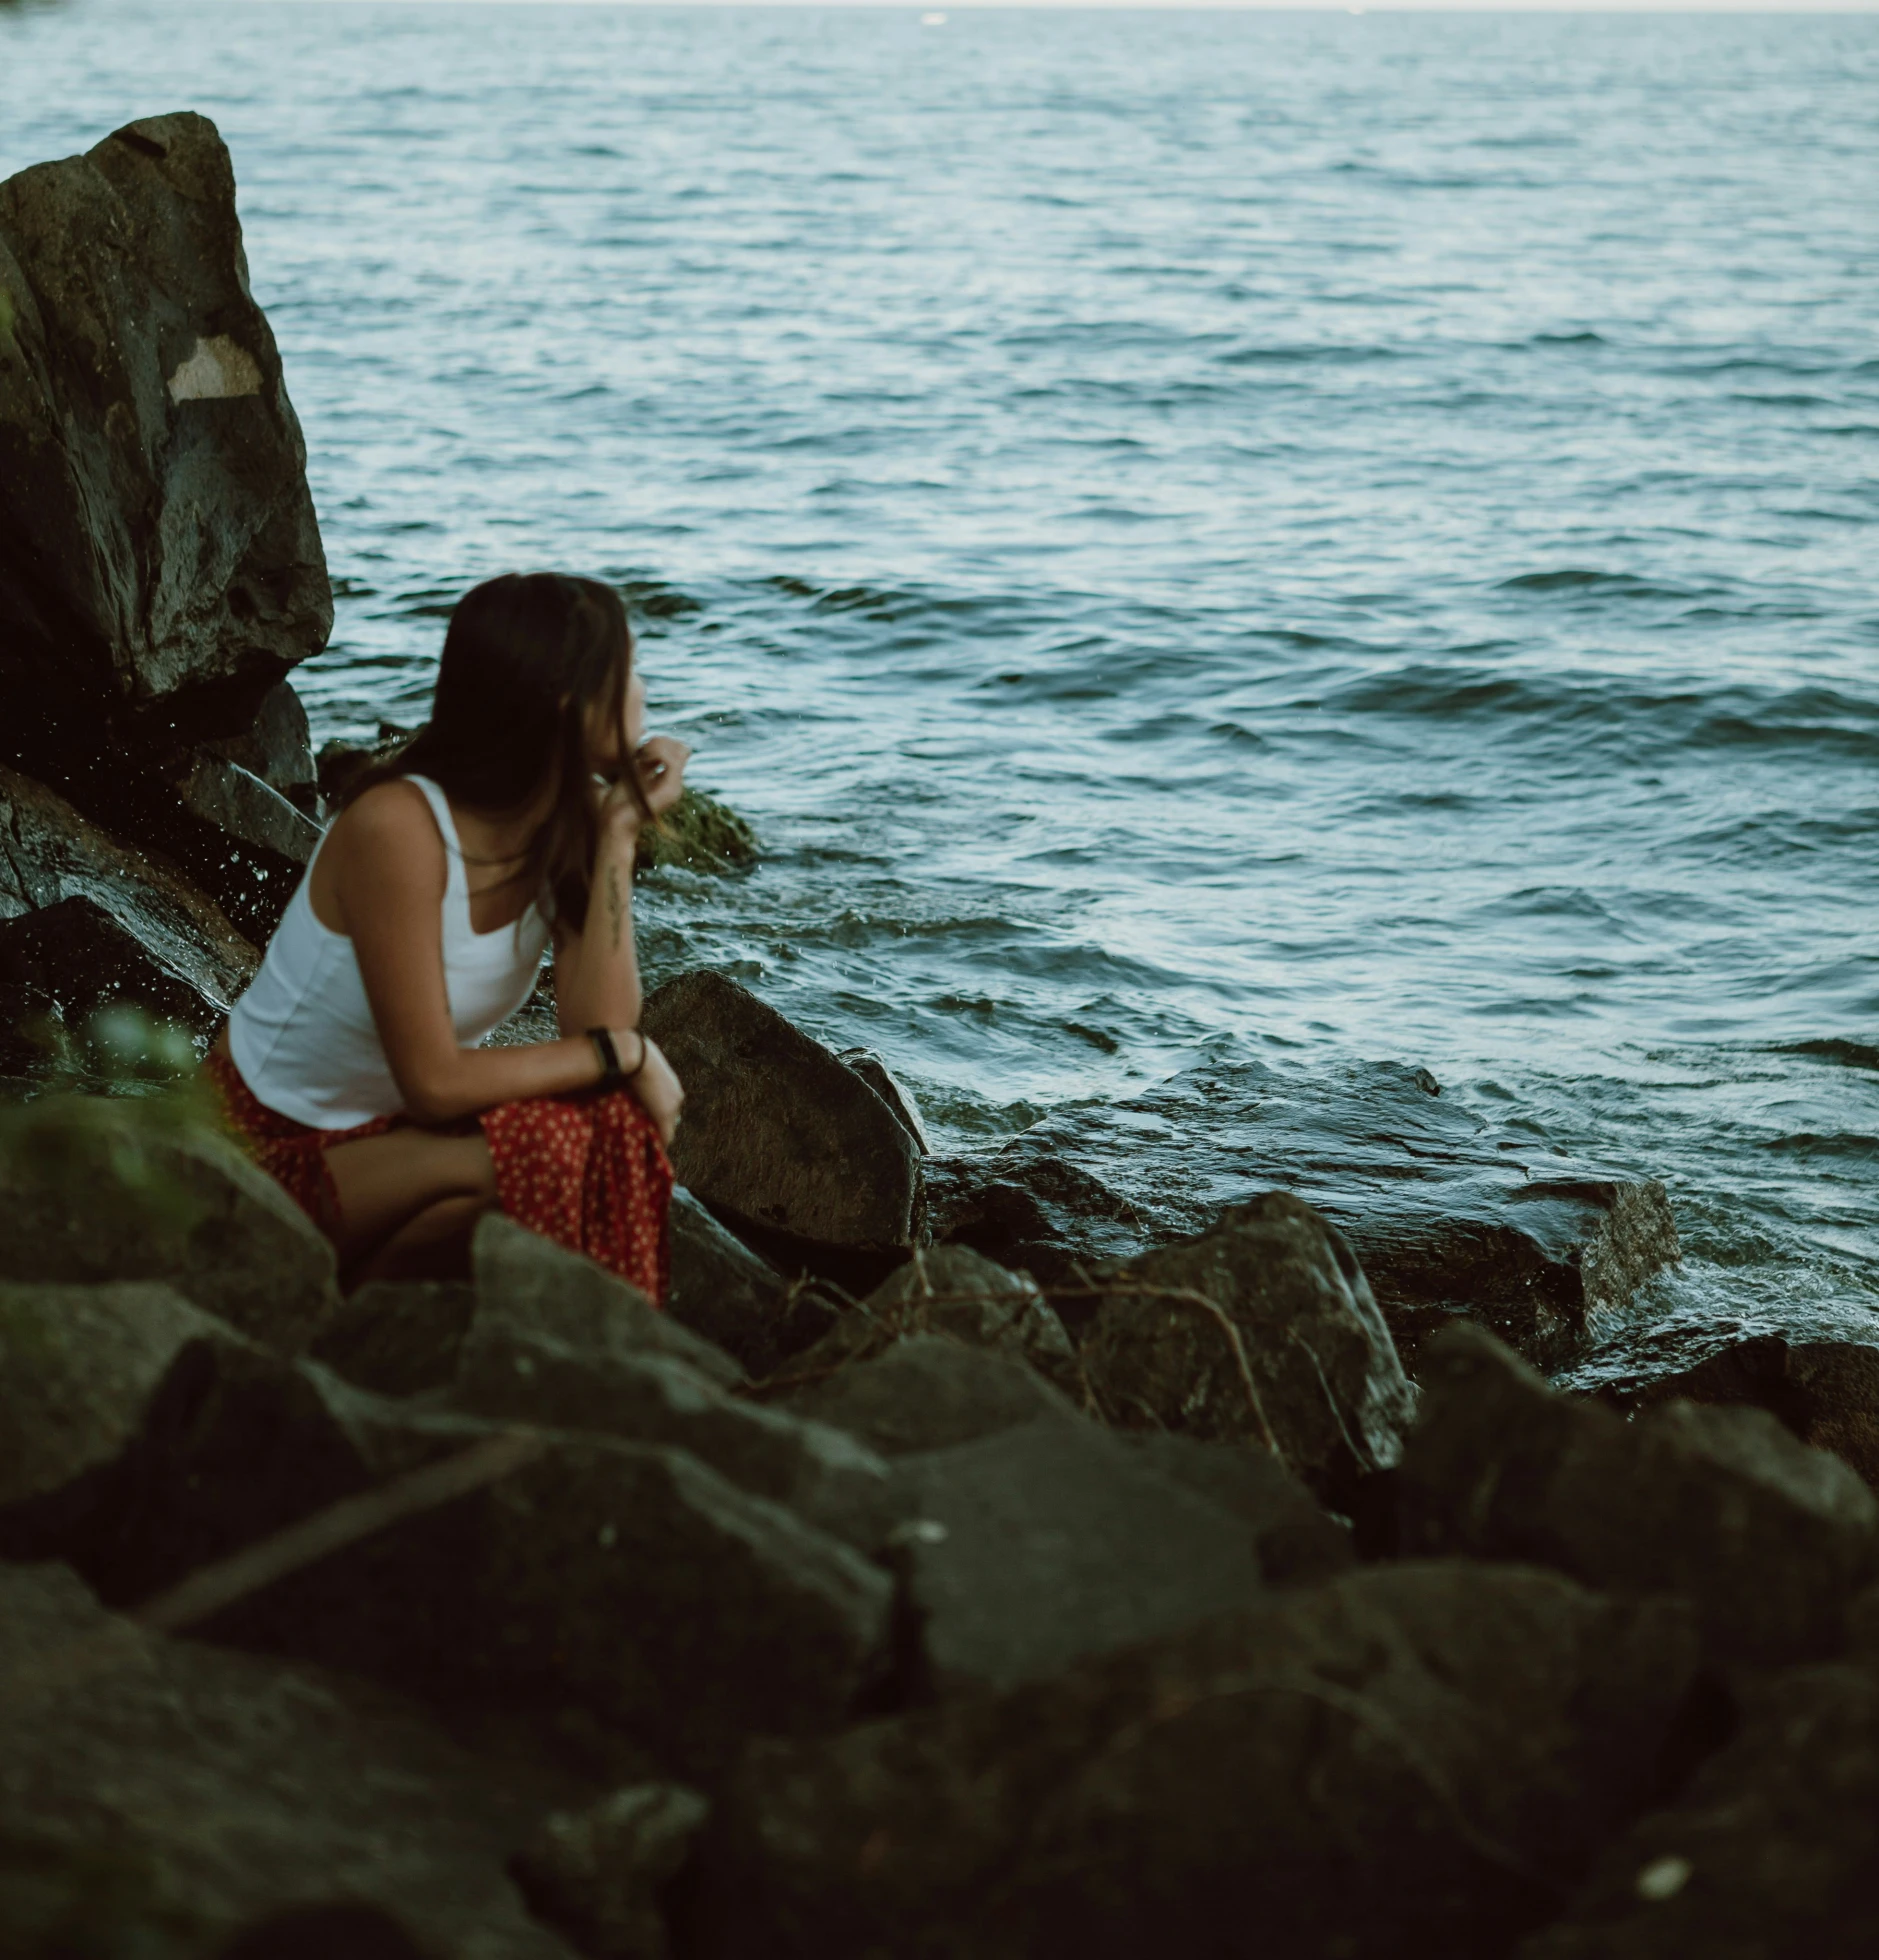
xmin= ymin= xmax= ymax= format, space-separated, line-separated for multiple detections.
xmin=204 ymin=1052 xmax=672 ymax=1303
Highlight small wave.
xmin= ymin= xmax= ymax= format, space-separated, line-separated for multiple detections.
xmin=1780 ymin=1039 xmax=1879 ymax=1073
xmin=618 ymin=578 xmax=702 ymax=620
xmin=386 ymin=582 xmax=462 ymax=620
xmin=1731 ymin=392 xmax=1838 ymax=410
xmin=764 ymin=574 xmax=913 ymax=617
xmin=1323 ymin=667 xmax=1879 ymax=758
xmin=1218 ymin=342 xmax=1397 ymax=367
xmin=1758 ymin=1133 xmax=1879 ymax=1162
xmin=1529 ymin=330 xmax=1606 ymax=346
xmin=1496 ymin=568 xmax=1706 ymax=602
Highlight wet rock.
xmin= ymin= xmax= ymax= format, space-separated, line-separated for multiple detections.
xmin=1402 ymin=1323 xmax=1879 ymax=1666
xmin=1078 ymin=1189 xmax=1418 ymax=1506
xmin=475 ymin=1212 xmax=744 ymax=1389
xmin=160 ymin=751 xmax=322 ymax=936
xmin=1615 ymin=1333 xmax=1879 ymax=1490
xmin=926 ymin=1146 xmax=1144 ymax=1284
xmin=635 ymin=788 xmax=758 ymax=876
xmin=693 ymin=1561 xmax=1701 ymax=1960
xmin=640 ymin=971 xmax=922 ymax=1281
xmin=207 ymin=677 xmax=318 ymax=814
xmin=932 ymin=1056 xmax=1679 ymax=1371
xmin=309 ymin=1278 xmax=478 ymax=1396
xmin=514 ymin=1784 xmax=710 ymax=1960
xmin=789 ymin=1244 xmax=1081 ymax=1400
xmin=1516 ymin=1662 xmax=1879 ymax=1960
xmin=0 ymin=761 xmax=258 ymax=1037
xmin=0 ymin=1562 xmax=580 ymax=1959
xmin=781 ymin=1335 xmax=1078 ymax=1457
xmin=447 ymin=1318 xmax=896 ymax=1551
xmin=837 ymin=1047 xmax=930 ymax=1154
xmin=666 ymin=1188 xmax=838 ymax=1380
xmin=0 ymin=113 xmax=329 ymax=768
xmin=0 ymin=1280 xmax=229 ymax=1524
xmin=1120 ymin=1430 xmax=1356 ymax=1585
xmin=0 ymin=896 xmax=221 ymax=1067
xmin=884 ymin=1411 xmax=1305 ymax=1696
xmin=0 ymin=1098 xmax=339 ymax=1350
xmin=83 ymin=1353 xmax=892 ymax=1778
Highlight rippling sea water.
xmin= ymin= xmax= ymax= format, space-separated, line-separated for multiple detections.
xmin=5 ymin=1 xmax=1877 ymax=1374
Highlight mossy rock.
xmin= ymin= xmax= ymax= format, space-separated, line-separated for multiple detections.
xmin=637 ymin=787 xmax=758 ymax=876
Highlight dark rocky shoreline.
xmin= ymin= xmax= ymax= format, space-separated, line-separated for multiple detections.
xmin=5 ymin=113 xmax=1878 ymax=1959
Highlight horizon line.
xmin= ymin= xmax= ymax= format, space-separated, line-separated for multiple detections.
xmin=203 ymin=1 xmax=1879 ymax=13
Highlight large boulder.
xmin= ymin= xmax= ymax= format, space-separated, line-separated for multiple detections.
xmin=447 ymin=1317 xmax=895 ymax=1551
xmin=514 ymin=1784 xmax=710 ymax=1960
xmin=786 ymin=1244 xmax=1081 ymax=1401
xmin=640 ymin=970 xmax=923 ymax=1281
xmin=1077 ymin=1189 xmax=1417 ymax=1505
xmin=0 ymin=1096 xmax=338 ymax=1349
xmin=207 ymin=677 xmax=318 ymax=814
xmin=71 ymin=1351 xmax=891 ymax=1779
xmin=0 ymin=112 xmax=329 ymax=767
xmin=1516 ymin=1663 xmax=1879 ymax=1960
xmin=781 ymin=1335 xmax=1078 ymax=1457
xmin=692 ymin=1562 xmax=1702 ymax=1960
xmin=157 ymin=749 xmax=322 ymax=936
xmin=0 ymin=1280 xmax=236 ymax=1539
xmin=0 ymin=896 xmax=220 ymax=1067
xmin=1119 ymin=1429 xmax=1358 ymax=1585
xmin=0 ymin=1562 xmax=579 ymax=1959
xmin=0 ymin=761 xmax=257 ymax=1046
xmin=475 ymin=1212 xmax=745 ymax=1389
xmin=1401 ymin=1323 xmax=1879 ymax=1667
xmin=932 ymin=1056 xmax=1679 ymax=1372
xmin=666 ymin=1188 xmax=838 ymax=1380
xmin=883 ymin=1411 xmax=1339 ymax=1696
xmin=1615 ymin=1333 xmax=1879 ymax=1490
xmin=309 ymin=1277 xmax=479 ymax=1396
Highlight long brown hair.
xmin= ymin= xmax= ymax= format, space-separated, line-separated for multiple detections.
xmin=343 ymin=573 xmax=648 ymax=933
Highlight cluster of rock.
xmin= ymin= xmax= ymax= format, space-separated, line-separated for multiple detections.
xmin=7 ymin=1026 xmax=1879 ymax=1958
xmin=8 ymin=109 xmax=1879 ymax=1958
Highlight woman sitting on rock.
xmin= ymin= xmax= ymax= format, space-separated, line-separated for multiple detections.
xmin=209 ymin=572 xmax=687 ymax=1297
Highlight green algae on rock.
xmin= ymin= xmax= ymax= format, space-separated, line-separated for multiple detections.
xmin=635 ymin=788 xmax=758 ymax=876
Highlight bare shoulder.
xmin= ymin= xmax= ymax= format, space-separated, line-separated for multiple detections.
xmin=328 ymin=780 xmax=447 ymax=888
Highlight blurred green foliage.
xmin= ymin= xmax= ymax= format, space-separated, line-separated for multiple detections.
xmin=0 ymin=1007 xmax=225 ymax=1239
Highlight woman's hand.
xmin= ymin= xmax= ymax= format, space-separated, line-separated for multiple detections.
xmin=621 ymin=1031 xmax=684 ymax=1148
xmin=599 ymin=736 xmax=690 ymax=836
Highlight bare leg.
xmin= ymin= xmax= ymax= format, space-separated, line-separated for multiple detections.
xmin=347 ymin=1192 xmax=494 ymax=1285
xmin=325 ymin=1127 xmax=499 ymax=1278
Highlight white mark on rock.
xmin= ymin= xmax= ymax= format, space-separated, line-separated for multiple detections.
xmin=1635 ymin=1854 xmax=1693 ymax=1903
xmin=887 ymin=1518 xmax=949 ymax=1549
xmin=167 ymin=334 xmax=262 ymax=403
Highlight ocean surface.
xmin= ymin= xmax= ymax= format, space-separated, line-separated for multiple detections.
xmin=4 ymin=1 xmax=1877 ymax=1379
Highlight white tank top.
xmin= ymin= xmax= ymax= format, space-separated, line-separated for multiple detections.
xmin=227 ymin=775 xmax=552 ymax=1129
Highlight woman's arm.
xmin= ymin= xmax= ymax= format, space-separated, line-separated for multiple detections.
xmin=552 ymin=734 xmax=689 ymax=1037
xmin=552 ymin=808 xmax=644 ymax=1035
xmin=337 ymin=784 xmax=609 ymax=1124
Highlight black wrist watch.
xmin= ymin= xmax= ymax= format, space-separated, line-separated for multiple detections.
xmin=588 ymin=1027 xmax=625 ymax=1085
xmin=588 ymin=1028 xmax=648 ymax=1086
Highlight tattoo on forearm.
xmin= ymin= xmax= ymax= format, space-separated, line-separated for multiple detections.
xmin=607 ymin=863 xmax=625 ymax=951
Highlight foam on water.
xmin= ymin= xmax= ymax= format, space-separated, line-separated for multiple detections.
xmin=5 ymin=0 xmax=1877 ymax=1373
